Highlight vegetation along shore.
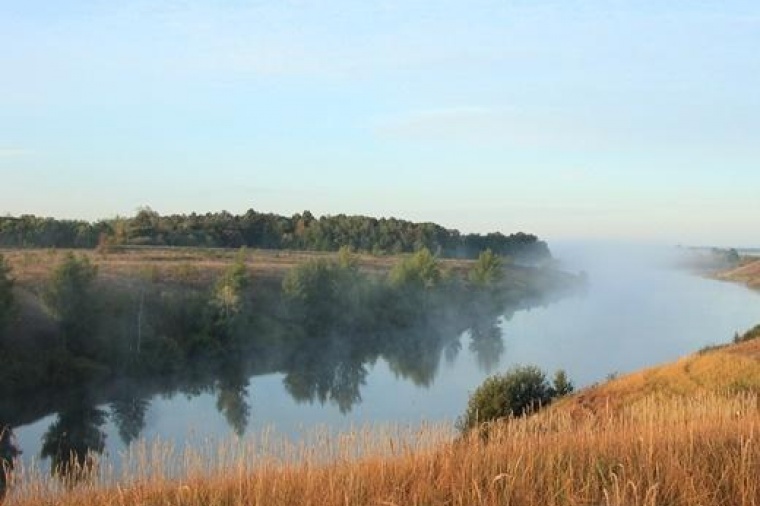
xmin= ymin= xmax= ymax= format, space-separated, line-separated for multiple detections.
xmin=1 ymin=212 xmax=758 ymax=505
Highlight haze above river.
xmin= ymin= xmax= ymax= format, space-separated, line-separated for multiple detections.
xmin=14 ymin=242 xmax=760 ymax=471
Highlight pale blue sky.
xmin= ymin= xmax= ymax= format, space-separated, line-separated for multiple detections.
xmin=1 ymin=1 xmax=758 ymax=246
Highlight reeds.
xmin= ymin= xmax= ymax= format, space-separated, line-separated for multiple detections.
xmin=4 ymin=391 xmax=758 ymax=506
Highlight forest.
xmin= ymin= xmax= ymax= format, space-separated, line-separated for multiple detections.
xmin=0 ymin=208 xmax=550 ymax=261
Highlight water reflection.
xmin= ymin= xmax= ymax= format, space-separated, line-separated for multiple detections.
xmin=110 ymin=391 xmax=150 ymax=446
xmin=3 ymin=265 xmax=579 ymax=476
xmin=40 ymin=391 xmax=107 ymax=484
xmin=469 ymin=320 xmax=505 ymax=374
xmin=17 ymin=309 xmax=513 ymax=474
xmin=215 ymin=358 xmax=251 ymax=437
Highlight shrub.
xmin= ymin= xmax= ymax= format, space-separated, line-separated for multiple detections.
xmin=469 ymin=249 xmax=504 ymax=287
xmin=457 ymin=364 xmax=572 ymax=432
xmin=389 ymin=248 xmax=441 ymax=289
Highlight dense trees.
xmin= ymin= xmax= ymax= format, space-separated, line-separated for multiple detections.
xmin=0 ymin=210 xmax=551 ymax=262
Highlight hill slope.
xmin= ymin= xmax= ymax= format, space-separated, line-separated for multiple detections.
xmin=715 ymin=257 xmax=760 ymax=289
xmin=555 ymin=336 xmax=760 ymax=417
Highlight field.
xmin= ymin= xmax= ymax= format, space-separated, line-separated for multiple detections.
xmin=0 ymin=247 xmax=478 ymax=289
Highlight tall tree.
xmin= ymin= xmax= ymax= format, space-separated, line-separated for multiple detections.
xmin=469 ymin=249 xmax=504 ymax=287
xmin=44 ymin=253 xmax=99 ymax=355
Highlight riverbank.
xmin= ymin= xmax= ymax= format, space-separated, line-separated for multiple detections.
xmin=714 ymin=256 xmax=760 ymax=290
xmin=5 ymin=342 xmax=759 ymax=506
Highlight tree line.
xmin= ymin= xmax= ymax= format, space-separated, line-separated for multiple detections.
xmin=0 ymin=208 xmax=551 ymax=261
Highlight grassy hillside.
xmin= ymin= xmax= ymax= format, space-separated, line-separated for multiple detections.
xmin=715 ymin=256 xmax=760 ymax=289
xmin=554 ymin=336 xmax=760 ymax=417
xmin=4 ymin=337 xmax=759 ymax=506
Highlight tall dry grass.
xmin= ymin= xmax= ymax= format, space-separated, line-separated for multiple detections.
xmin=4 ymin=392 xmax=758 ymax=506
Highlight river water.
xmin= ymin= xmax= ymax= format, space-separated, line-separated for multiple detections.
xmin=12 ymin=243 xmax=760 ymax=473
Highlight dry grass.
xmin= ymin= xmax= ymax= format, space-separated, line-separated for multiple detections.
xmin=715 ymin=258 xmax=760 ymax=290
xmin=556 ymin=339 xmax=760 ymax=416
xmin=0 ymin=247 xmax=475 ymax=290
xmin=4 ymin=391 xmax=759 ymax=506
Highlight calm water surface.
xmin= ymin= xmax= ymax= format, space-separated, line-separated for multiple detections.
xmin=14 ymin=244 xmax=760 ymax=470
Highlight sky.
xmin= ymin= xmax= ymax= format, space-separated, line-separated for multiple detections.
xmin=1 ymin=0 xmax=759 ymax=247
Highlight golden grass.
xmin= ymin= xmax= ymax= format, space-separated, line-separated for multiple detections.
xmin=715 ymin=258 xmax=760 ymax=290
xmin=0 ymin=247 xmax=476 ymax=289
xmin=4 ymin=391 xmax=759 ymax=506
xmin=557 ymin=340 xmax=760 ymax=416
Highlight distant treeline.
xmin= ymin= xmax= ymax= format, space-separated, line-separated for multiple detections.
xmin=0 ymin=208 xmax=550 ymax=261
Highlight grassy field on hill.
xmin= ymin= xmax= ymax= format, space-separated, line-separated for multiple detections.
xmin=715 ymin=256 xmax=760 ymax=289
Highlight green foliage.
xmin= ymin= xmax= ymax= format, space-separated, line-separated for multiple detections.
xmin=282 ymin=253 xmax=371 ymax=334
xmin=389 ymin=248 xmax=441 ymax=289
xmin=212 ymin=249 xmax=250 ymax=318
xmin=458 ymin=365 xmax=573 ymax=432
xmin=0 ymin=211 xmax=551 ymax=261
xmin=0 ymin=254 xmax=15 ymax=334
xmin=469 ymin=249 xmax=504 ymax=287
xmin=551 ymin=369 xmax=574 ymax=396
xmin=43 ymin=253 xmax=99 ymax=355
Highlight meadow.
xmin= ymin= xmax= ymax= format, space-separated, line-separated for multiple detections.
xmin=4 ymin=389 xmax=757 ymax=506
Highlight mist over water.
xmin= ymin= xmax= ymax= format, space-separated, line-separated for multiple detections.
xmin=11 ymin=241 xmax=760 ymax=474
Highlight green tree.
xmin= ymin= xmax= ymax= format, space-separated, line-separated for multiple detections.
xmin=551 ymin=369 xmax=574 ymax=397
xmin=457 ymin=365 xmax=554 ymax=432
xmin=0 ymin=254 xmax=15 ymax=335
xmin=389 ymin=248 xmax=441 ymax=289
xmin=212 ymin=249 xmax=250 ymax=319
xmin=44 ymin=253 xmax=99 ymax=355
xmin=469 ymin=249 xmax=504 ymax=287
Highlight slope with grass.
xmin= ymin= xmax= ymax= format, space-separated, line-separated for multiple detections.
xmin=553 ymin=335 xmax=760 ymax=417
xmin=714 ymin=256 xmax=760 ymax=289
xmin=4 ymin=337 xmax=759 ymax=506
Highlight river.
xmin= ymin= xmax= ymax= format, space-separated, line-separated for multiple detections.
xmin=11 ymin=243 xmax=760 ymax=475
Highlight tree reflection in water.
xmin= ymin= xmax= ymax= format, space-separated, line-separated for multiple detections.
xmin=215 ymin=357 xmax=251 ymax=437
xmin=4 ymin=262 xmax=576 ymax=470
xmin=110 ymin=392 xmax=150 ymax=446
xmin=40 ymin=392 xmax=107 ymax=485
xmin=469 ymin=320 xmax=505 ymax=374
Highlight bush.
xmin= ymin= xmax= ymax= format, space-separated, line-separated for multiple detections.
xmin=457 ymin=364 xmax=572 ymax=432
xmin=469 ymin=249 xmax=504 ymax=287
xmin=389 ymin=248 xmax=441 ymax=289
